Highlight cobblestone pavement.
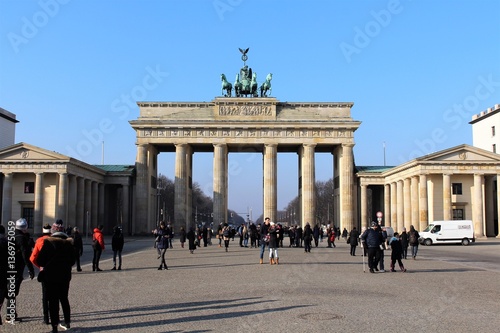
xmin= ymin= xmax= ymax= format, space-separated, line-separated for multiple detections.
xmin=4 ymin=237 xmax=500 ymax=332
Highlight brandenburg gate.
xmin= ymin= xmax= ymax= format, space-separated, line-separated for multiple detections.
xmin=130 ymin=97 xmax=360 ymax=233
xmin=129 ymin=49 xmax=360 ymax=233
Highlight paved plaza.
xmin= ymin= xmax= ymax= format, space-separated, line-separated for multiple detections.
xmin=6 ymin=237 xmax=500 ymax=332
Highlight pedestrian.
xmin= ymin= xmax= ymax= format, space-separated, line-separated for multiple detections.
xmin=400 ymin=227 xmax=409 ymax=259
xmin=238 ymin=223 xmax=244 ymax=247
xmin=360 ymin=221 xmax=383 ymax=273
xmin=222 ymin=223 xmax=231 ymax=252
xmin=295 ymin=225 xmax=303 ymax=247
xmin=36 ymin=224 xmax=75 ymax=332
xmin=329 ymin=227 xmax=337 ymax=248
xmin=268 ymin=222 xmax=279 ymax=264
xmin=217 ymin=224 xmax=223 ymax=247
xmin=348 ymin=227 xmax=360 ymax=256
xmin=5 ymin=218 xmax=35 ymax=324
xmin=389 ymin=232 xmax=407 ymax=272
xmin=0 ymin=225 xmax=9 ymax=324
xmin=378 ymin=226 xmax=388 ymax=273
xmin=303 ymin=223 xmax=313 ymax=253
xmin=259 ymin=218 xmax=271 ymax=263
xmin=312 ymin=224 xmax=320 ymax=247
xmin=29 ymin=223 xmax=52 ymax=325
xmin=408 ymin=225 xmax=420 ymax=259
xmin=72 ymin=227 xmax=83 ymax=272
xmin=111 ymin=226 xmax=124 ymax=270
xmin=242 ymin=224 xmax=249 ymax=247
xmin=186 ymin=226 xmax=197 ymax=254
xmin=156 ymin=222 xmax=169 ymax=270
xmin=92 ymin=225 xmax=105 ymax=272
xmin=342 ymin=227 xmax=348 ymax=241
xmin=288 ymin=225 xmax=295 ymax=247
xmin=179 ymin=227 xmax=186 ymax=248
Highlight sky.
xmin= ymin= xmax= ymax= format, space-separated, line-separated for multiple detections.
xmin=1 ymin=0 xmax=499 ymax=220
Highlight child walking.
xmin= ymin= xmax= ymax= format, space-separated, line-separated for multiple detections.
xmin=389 ymin=232 xmax=407 ymax=272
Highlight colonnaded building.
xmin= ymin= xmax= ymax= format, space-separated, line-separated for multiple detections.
xmin=0 ymin=82 xmax=499 ymax=238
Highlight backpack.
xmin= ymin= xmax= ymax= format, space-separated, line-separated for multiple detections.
xmin=223 ymin=228 xmax=230 ymax=237
xmin=409 ymin=232 xmax=417 ymax=245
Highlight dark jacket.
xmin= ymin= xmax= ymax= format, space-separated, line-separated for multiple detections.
xmin=156 ymin=228 xmax=169 ymax=250
xmin=14 ymin=229 xmax=35 ymax=277
xmin=361 ymin=228 xmax=383 ymax=248
xmin=73 ymin=231 xmax=83 ymax=256
xmin=268 ymin=225 xmax=279 ymax=248
xmin=303 ymin=225 xmax=313 ymax=240
xmin=349 ymin=228 xmax=360 ymax=246
xmin=36 ymin=232 xmax=75 ymax=284
xmin=111 ymin=230 xmax=124 ymax=251
xmin=389 ymin=237 xmax=404 ymax=260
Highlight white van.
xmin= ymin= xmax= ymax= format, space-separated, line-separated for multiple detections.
xmin=419 ymin=220 xmax=475 ymax=246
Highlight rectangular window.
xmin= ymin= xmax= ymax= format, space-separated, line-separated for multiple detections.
xmin=492 ymin=126 xmax=496 ymax=137
xmin=24 ymin=182 xmax=34 ymax=193
xmin=493 ymin=144 xmax=497 ymax=154
xmin=452 ymin=209 xmax=464 ymax=220
xmin=452 ymin=183 xmax=462 ymax=195
xmin=22 ymin=207 xmax=34 ymax=228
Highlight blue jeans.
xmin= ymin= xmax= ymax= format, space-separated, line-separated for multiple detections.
xmin=411 ymin=245 xmax=419 ymax=258
xmin=259 ymin=240 xmax=267 ymax=259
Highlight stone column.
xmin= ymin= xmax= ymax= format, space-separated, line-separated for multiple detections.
xmin=411 ymin=176 xmax=419 ymax=228
xmin=263 ymin=143 xmax=277 ymax=222
xmin=213 ymin=143 xmax=228 ymax=228
xmin=419 ymin=174 xmax=428 ymax=231
xmin=396 ymin=180 xmax=404 ymax=233
xmin=84 ymin=179 xmax=92 ymax=232
xmin=91 ymin=181 xmax=98 ymax=229
xmin=68 ymin=175 xmax=77 ymax=226
xmin=443 ymin=174 xmax=452 ymax=221
xmin=76 ymin=177 xmax=85 ymax=232
xmin=390 ymin=182 xmax=397 ymax=229
xmin=98 ymin=183 xmax=105 ymax=225
xmin=185 ymin=145 xmax=193 ymax=231
xmin=57 ymin=172 xmax=68 ymax=222
xmin=384 ymin=184 xmax=391 ymax=227
xmin=135 ymin=144 xmax=149 ymax=234
xmin=34 ymin=172 xmax=44 ymax=233
xmin=122 ymin=183 xmax=130 ymax=235
xmin=473 ymin=173 xmax=484 ymax=238
xmin=360 ymin=184 xmax=368 ymax=227
xmin=301 ymin=144 xmax=316 ymax=226
xmin=1 ymin=172 xmax=13 ymax=225
xmin=497 ymin=175 xmax=500 ymax=238
xmin=485 ymin=176 xmax=495 ymax=237
xmin=340 ymin=143 xmax=354 ymax=231
xmin=175 ymin=144 xmax=188 ymax=229
xmin=404 ymin=178 xmax=411 ymax=230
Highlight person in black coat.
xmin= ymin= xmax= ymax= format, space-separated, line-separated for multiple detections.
xmin=268 ymin=222 xmax=279 ymax=264
xmin=36 ymin=230 xmax=76 ymax=332
xmin=6 ymin=219 xmax=35 ymax=323
xmin=389 ymin=233 xmax=406 ymax=272
xmin=348 ymin=227 xmax=360 ymax=256
xmin=303 ymin=223 xmax=313 ymax=253
xmin=400 ymin=228 xmax=409 ymax=259
xmin=186 ymin=226 xmax=197 ymax=254
xmin=72 ymin=227 xmax=83 ymax=272
xmin=111 ymin=226 xmax=124 ymax=270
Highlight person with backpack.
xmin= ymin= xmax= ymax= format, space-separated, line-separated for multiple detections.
xmin=408 ymin=225 xmax=420 ymax=260
xmin=400 ymin=227 xmax=409 ymax=259
xmin=92 ymin=225 xmax=105 ymax=272
xmin=222 ymin=223 xmax=231 ymax=252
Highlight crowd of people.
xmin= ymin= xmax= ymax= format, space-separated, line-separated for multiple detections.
xmin=0 ymin=216 xmax=417 ymax=331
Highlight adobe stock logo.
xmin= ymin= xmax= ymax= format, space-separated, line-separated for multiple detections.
xmin=7 ymin=0 xmax=71 ymax=54
xmin=65 ymin=65 xmax=169 ymax=161
xmin=339 ymin=0 xmax=405 ymax=64
xmin=213 ymin=0 xmax=243 ymax=21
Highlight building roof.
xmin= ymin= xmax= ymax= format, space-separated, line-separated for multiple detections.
xmin=355 ymin=166 xmax=394 ymax=173
xmin=93 ymin=165 xmax=135 ymax=172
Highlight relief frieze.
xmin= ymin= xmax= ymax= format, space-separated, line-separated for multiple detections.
xmin=218 ymin=104 xmax=273 ymax=117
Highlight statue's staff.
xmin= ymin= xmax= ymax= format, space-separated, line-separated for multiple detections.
xmin=239 ymin=47 xmax=249 ymax=66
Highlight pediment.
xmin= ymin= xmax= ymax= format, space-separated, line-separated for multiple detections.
xmin=417 ymin=144 xmax=500 ymax=163
xmin=0 ymin=142 xmax=70 ymax=162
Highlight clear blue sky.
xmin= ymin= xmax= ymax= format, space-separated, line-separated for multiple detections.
xmin=1 ymin=0 xmax=499 ymax=220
